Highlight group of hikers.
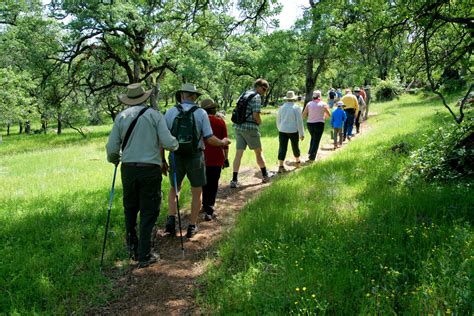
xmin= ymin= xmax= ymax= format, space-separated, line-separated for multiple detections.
xmin=106 ymin=79 xmax=368 ymax=268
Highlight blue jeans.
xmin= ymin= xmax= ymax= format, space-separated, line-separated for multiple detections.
xmin=344 ymin=109 xmax=355 ymax=138
xmin=307 ymin=122 xmax=325 ymax=160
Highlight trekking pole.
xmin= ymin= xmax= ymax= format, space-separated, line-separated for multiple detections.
xmin=100 ymin=163 xmax=118 ymax=268
xmin=170 ymin=152 xmax=185 ymax=258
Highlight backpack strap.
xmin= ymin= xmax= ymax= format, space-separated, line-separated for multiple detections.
xmin=121 ymin=106 xmax=150 ymax=151
xmin=244 ymin=92 xmax=258 ymax=123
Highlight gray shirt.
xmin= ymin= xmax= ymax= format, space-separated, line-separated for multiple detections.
xmin=164 ymin=100 xmax=213 ymax=150
xmin=106 ymin=104 xmax=179 ymax=165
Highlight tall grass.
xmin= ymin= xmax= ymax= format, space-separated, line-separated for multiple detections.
xmin=200 ymin=94 xmax=474 ymax=314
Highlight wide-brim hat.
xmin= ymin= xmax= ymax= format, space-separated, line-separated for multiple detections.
xmin=313 ymin=90 xmax=322 ymax=98
xmin=354 ymin=87 xmax=361 ymax=92
xmin=336 ymin=101 xmax=344 ymax=107
xmin=118 ymin=83 xmax=153 ymax=105
xmin=201 ymin=98 xmax=217 ymax=109
xmin=283 ymin=90 xmax=298 ymax=101
xmin=177 ymin=83 xmax=202 ymax=96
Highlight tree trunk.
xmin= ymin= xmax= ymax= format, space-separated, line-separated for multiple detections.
xmin=57 ymin=112 xmax=62 ymax=135
xmin=25 ymin=121 xmax=31 ymax=134
xmin=19 ymin=121 xmax=23 ymax=134
xmin=7 ymin=123 xmax=10 ymax=136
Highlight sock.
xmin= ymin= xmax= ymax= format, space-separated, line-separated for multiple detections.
xmin=232 ymin=172 xmax=238 ymax=182
xmin=261 ymin=167 xmax=268 ymax=177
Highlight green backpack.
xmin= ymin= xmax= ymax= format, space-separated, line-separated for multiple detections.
xmin=171 ymin=104 xmax=200 ymax=156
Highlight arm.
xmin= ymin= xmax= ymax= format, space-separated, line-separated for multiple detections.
xmin=205 ymin=135 xmax=231 ymax=147
xmin=106 ymin=118 xmax=122 ymax=165
xmin=324 ymin=105 xmax=331 ymax=119
xmin=252 ymin=112 xmax=262 ymax=125
xmin=302 ymin=103 xmax=309 ymax=119
xmin=295 ymin=106 xmax=304 ymax=139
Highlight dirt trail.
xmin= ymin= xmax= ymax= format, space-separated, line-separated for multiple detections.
xmin=96 ymin=125 xmax=368 ymax=315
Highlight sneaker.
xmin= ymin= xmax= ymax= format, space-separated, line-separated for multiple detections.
xmin=164 ymin=215 xmax=176 ymax=235
xmin=230 ymin=180 xmax=238 ymax=188
xmin=137 ymin=252 xmax=159 ymax=269
xmin=186 ymin=224 xmax=198 ymax=238
xmin=204 ymin=213 xmax=213 ymax=221
xmin=278 ymin=166 xmax=286 ymax=174
xmin=262 ymin=171 xmax=276 ymax=183
xmin=126 ymin=234 xmax=138 ymax=261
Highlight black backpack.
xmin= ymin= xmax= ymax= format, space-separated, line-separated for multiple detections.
xmin=171 ymin=104 xmax=200 ymax=156
xmin=329 ymin=91 xmax=336 ymax=99
xmin=231 ymin=92 xmax=258 ymax=124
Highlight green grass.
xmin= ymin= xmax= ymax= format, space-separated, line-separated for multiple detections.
xmin=199 ymin=94 xmax=474 ymax=314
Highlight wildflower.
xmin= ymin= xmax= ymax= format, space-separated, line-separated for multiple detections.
xmin=295 ymin=301 xmax=298 ymax=305
xmin=303 ymin=287 xmax=307 ymax=291
xmin=296 ymin=288 xmax=300 ymax=292
xmin=311 ymin=294 xmax=316 ymax=298
xmin=446 ymin=309 xmax=451 ymax=314
xmin=354 ymin=269 xmax=359 ymax=272
xmin=366 ymin=293 xmax=371 ymax=297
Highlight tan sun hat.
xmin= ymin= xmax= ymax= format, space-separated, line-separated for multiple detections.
xmin=177 ymin=83 xmax=202 ymax=96
xmin=283 ymin=90 xmax=298 ymax=101
xmin=313 ymin=90 xmax=322 ymax=98
xmin=354 ymin=87 xmax=361 ymax=92
xmin=201 ymin=98 xmax=217 ymax=109
xmin=118 ymin=83 xmax=153 ymax=105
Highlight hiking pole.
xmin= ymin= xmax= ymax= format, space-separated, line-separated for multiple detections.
xmin=100 ymin=163 xmax=118 ymax=268
xmin=170 ymin=152 xmax=185 ymax=258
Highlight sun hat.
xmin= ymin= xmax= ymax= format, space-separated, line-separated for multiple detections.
xmin=336 ymin=101 xmax=344 ymax=107
xmin=312 ymin=90 xmax=322 ymax=98
xmin=118 ymin=83 xmax=153 ymax=105
xmin=177 ymin=83 xmax=202 ymax=96
xmin=201 ymin=98 xmax=217 ymax=109
xmin=354 ymin=87 xmax=361 ymax=92
xmin=283 ymin=91 xmax=298 ymax=101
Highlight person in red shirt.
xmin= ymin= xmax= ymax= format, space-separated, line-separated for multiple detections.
xmin=201 ymin=99 xmax=229 ymax=221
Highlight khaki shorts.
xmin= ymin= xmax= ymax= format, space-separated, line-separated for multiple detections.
xmin=235 ymin=129 xmax=262 ymax=150
xmin=168 ymin=152 xmax=206 ymax=188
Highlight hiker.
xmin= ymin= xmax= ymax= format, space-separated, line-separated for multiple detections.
xmin=354 ymin=87 xmax=366 ymax=134
xmin=230 ymin=78 xmax=272 ymax=188
xmin=327 ymin=88 xmax=337 ymax=108
xmin=163 ymin=83 xmax=230 ymax=238
xmin=276 ymin=91 xmax=304 ymax=173
xmin=330 ymin=101 xmax=347 ymax=149
xmin=106 ymin=83 xmax=179 ymax=268
xmin=200 ymin=98 xmax=229 ymax=221
xmin=302 ymin=90 xmax=331 ymax=161
xmin=336 ymin=88 xmax=343 ymax=101
xmin=341 ymin=88 xmax=359 ymax=141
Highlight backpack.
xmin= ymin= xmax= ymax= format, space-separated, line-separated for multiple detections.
xmin=329 ymin=91 xmax=336 ymax=99
xmin=231 ymin=92 xmax=258 ymax=124
xmin=171 ymin=104 xmax=200 ymax=156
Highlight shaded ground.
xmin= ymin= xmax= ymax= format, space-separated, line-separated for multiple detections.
xmin=95 ymin=120 xmax=370 ymax=315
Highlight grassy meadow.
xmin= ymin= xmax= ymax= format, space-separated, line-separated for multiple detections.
xmin=199 ymin=95 xmax=474 ymax=314
xmin=0 ymin=94 xmax=472 ymax=314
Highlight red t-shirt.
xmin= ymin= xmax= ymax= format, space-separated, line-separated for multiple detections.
xmin=204 ymin=115 xmax=228 ymax=167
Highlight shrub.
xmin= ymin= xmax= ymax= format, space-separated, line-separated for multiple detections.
xmin=373 ymin=78 xmax=404 ymax=102
xmin=402 ymin=122 xmax=474 ymax=184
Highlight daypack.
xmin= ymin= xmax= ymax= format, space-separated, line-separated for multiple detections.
xmin=231 ymin=92 xmax=258 ymax=124
xmin=329 ymin=91 xmax=336 ymax=99
xmin=171 ymin=104 xmax=200 ymax=156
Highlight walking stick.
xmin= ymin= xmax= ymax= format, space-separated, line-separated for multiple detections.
xmin=100 ymin=164 xmax=118 ymax=268
xmin=170 ymin=152 xmax=185 ymax=257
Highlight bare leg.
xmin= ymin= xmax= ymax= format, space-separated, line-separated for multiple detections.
xmin=189 ymin=186 xmax=202 ymax=225
xmin=254 ymin=148 xmax=266 ymax=169
xmin=233 ymin=149 xmax=245 ymax=173
xmin=167 ymin=186 xmax=178 ymax=216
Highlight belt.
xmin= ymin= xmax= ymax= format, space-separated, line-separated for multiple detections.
xmin=122 ymin=162 xmax=159 ymax=167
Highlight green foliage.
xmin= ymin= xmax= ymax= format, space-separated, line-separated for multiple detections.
xmin=199 ymin=94 xmax=474 ymax=314
xmin=402 ymin=122 xmax=474 ymax=184
xmin=373 ymin=78 xmax=403 ymax=102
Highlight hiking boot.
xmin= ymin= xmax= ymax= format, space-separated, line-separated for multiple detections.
xmin=164 ymin=215 xmax=176 ymax=235
xmin=203 ymin=206 xmax=215 ymax=221
xmin=204 ymin=213 xmax=214 ymax=221
xmin=186 ymin=224 xmax=198 ymax=238
xmin=230 ymin=180 xmax=238 ymax=188
xmin=137 ymin=252 xmax=159 ymax=269
xmin=278 ymin=166 xmax=286 ymax=174
xmin=126 ymin=233 xmax=139 ymax=261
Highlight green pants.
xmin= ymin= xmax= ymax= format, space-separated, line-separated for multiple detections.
xmin=121 ymin=164 xmax=162 ymax=261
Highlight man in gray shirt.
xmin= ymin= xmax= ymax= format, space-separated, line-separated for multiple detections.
xmin=106 ymin=83 xmax=179 ymax=268
xmin=163 ymin=83 xmax=230 ymax=238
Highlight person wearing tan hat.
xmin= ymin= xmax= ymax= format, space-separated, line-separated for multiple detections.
xmin=353 ymin=87 xmax=366 ymax=134
xmin=163 ymin=83 xmax=230 ymax=238
xmin=106 ymin=82 xmax=179 ymax=268
xmin=302 ymin=89 xmax=331 ymax=161
xmin=200 ymin=99 xmax=229 ymax=220
xmin=276 ymin=91 xmax=304 ymax=172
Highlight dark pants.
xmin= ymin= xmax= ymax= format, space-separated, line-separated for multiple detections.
xmin=307 ymin=122 xmax=325 ymax=160
xmin=278 ymin=132 xmax=301 ymax=161
xmin=121 ymin=164 xmax=162 ymax=262
xmin=344 ymin=109 xmax=356 ymax=139
xmin=355 ymin=111 xmax=362 ymax=133
xmin=202 ymin=166 xmax=222 ymax=215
